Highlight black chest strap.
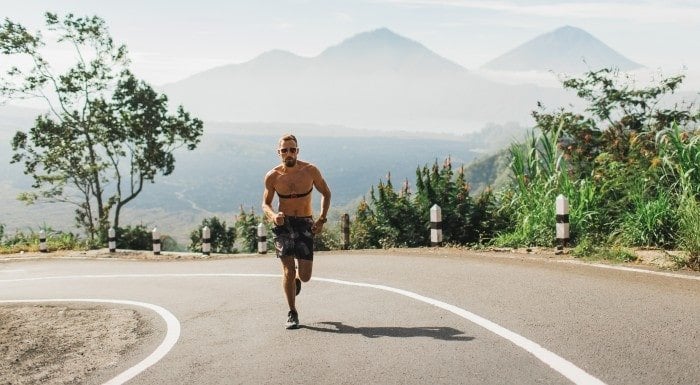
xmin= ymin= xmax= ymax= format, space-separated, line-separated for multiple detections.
xmin=277 ymin=188 xmax=313 ymax=199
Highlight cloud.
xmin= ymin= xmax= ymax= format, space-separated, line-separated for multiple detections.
xmin=379 ymin=0 xmax=700 ymax=24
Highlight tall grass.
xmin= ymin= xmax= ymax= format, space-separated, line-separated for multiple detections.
xmin=658 ymin=124 xmax=700 ymax=264
xmin=0 ymin=226 xmax=87 ymax=254
xmin=495 ymin=122 xmax=569 ymax=246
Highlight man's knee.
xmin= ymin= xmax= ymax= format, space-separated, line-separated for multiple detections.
xmin=298 ymin=271 xmax=312 ymax=282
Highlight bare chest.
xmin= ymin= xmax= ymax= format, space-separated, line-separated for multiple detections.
xmin=274 ymin=169 xmax=313 ymax=196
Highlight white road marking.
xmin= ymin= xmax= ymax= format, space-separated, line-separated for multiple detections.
xmin=561 ymin=261 xmax=700 ymax=281
xmin=0 ymin=298 xmax=180 ymax=385
xmin=1 ymin=272 xmax=606 ymax=384
xmin=314 ymin=277 xmax=607 ymax=385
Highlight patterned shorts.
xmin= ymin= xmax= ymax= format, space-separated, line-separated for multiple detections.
xmin=272 ymin=216 xmax=315 ymax=261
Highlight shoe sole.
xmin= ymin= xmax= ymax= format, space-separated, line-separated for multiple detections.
xmin=295 ymin=278 xmax=301 ymax=296
xmin=285 ymin=323 xmax=299 ymax=329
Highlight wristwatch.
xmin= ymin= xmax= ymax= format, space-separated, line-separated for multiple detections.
xmin=318 ymin=217 xmax=327 ymax=223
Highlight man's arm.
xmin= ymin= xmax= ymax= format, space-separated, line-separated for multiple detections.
xmin=262 ymin=171 xmax=284 ymax=225
xmin=311 ymin=166 xmax=331 ymax=233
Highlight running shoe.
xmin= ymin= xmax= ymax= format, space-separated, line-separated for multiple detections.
xmin=295 ymin=277 xmax=302 ymax=296
xmin=285 ymin=310 xmax=299 ymax=329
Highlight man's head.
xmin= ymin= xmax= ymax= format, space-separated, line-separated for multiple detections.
xmin=278 ymin=134 xmax=298 ymax=167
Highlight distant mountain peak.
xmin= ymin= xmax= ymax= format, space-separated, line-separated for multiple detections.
xmin=320 ymin=27 xmax=426 ymax=55
xmin=317 ymin=27 xmax=464 ymax=72
xmin=482 ymin=25 xmax=642 ymax=73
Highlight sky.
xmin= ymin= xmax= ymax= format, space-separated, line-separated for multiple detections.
xmin=2 ymin=0 xmax=700 ymax=87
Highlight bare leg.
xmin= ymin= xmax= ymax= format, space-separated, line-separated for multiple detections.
xmin=297 ymin=259 xmax=313 ymax=282
xmin=281 ymin=256 xmax=296 ymax=311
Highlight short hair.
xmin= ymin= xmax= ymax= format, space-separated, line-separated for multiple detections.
xmin=278 ymin=134 xmax=298 ymax=147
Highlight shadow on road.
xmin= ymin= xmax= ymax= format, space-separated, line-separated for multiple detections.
xmin=301 ymin=322 xmax=474 ymax=341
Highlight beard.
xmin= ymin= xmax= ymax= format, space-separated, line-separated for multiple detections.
xmin=284 ymin=158 xmax=297 ymax=167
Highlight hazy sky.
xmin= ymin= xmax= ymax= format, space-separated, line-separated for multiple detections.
xmin=3 ymin=0 xmax=700 ymax=86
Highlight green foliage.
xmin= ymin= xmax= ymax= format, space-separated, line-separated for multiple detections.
xmin=493 ymin=126 xmax=567 ymax=247
xmin=116 ymin=225 xmax=153 ymax=251
xmin=677 ymin=196 xmax=700 ymax=267
xmin=0 ymin=226 xmax=86 ymax=254
xmin=494 ymin=69 xmax=700 ymax=259
xmin=350 ymin=159 xmax=501 ymax=249
xmin=350 ymin=199 xmax=380 ymax=249
xmin=1 ymin=13 xmax=203 ymax=240
xmin=235 ymin=206 xmax=266 ymax=253
xmin=188 ymin=217 xmax=236 ymax=254
xmin=315 ymin=225 xmax=341 ymax=251
xmin=618 ymin=188 xmax=677 ymax=248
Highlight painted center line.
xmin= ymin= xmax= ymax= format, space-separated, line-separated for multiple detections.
xmin=0 ymin=298 xmax=180 ymax=385
xmin=1 ymin=273 xmax=606 ymax=385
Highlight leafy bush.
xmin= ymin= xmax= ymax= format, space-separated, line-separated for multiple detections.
xmin=188 ymin=216 xmax=236 ymax=254
xmin=116 ymin=225 xmax=153 ymax=251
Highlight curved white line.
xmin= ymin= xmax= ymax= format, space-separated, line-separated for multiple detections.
xmin=0 ymin=298 xmax=180 ymax=385
xmin=0 ymin=273 xmax=605 ymax=385
xmin=313 ymin=277 xmax=606 ymax=385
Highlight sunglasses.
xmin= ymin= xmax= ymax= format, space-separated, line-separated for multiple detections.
xmin=279 ymin=147 xmax=298 ymax=154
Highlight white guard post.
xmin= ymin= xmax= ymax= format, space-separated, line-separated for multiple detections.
xmin=152 ymin=227 xmax=161 ymax=255
xmin=108 ymin=227 xmax=116 ymax=253
xmin=202 ymin=226 xmax=211 ymax=256
xmin=555 ymin=194 xmax=570 ymax=254
xmin=257 ymin=223 xmax=267 ymax=254
xmin=39 ymin=230 xmax=47 ymax=253
xmin=430 ymin=204 xmax=443 ymax=247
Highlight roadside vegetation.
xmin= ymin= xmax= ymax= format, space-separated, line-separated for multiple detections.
xmin=348 ymin=69 xmax=700 ymax=269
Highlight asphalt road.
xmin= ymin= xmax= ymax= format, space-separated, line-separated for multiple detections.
xmin=1 ymin=251 xmax=699 ymax=385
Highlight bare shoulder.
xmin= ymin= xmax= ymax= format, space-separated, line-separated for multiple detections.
xmin=264 ymin=167 xmax=282 ymax=183
xmin=301 ymin=161 xmax=320 ymax=173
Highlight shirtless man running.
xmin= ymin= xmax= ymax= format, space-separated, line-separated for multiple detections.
xmin=262 ymin=134 xmax=332 ymax=329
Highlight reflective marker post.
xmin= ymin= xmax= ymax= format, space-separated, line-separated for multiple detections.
xmin=108 ymin=227 xmax=116 ymax=253
xmin=555 ymin=195 xmax=570 ymax=254
xmin=39 ymin=230 xmax=47 ymax=253
xmin=152 ymin=227 xmax=161 ymax=255
xmin=257 ymin=223 xmax=267 ymax=254
xmin=202 ymin=226 xmax=211 ymax=256
xmin=430 ymin=204 xmax=442 ymax=247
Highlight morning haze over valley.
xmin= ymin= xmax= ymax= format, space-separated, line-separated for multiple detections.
xmin=2 ymin=1 xmax=698 ymax=242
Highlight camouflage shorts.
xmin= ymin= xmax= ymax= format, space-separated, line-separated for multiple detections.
xmin=272 ymin=216 xmax=315 ymax=260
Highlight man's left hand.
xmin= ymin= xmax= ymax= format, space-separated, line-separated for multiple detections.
xmin=312 ymin=219 xmax=325 ymax=234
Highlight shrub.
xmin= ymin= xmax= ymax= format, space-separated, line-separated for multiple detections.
xmin=116 ymin=225 xmax=153 ymax=250
xmin=189 ymin=217 xmax=237 ymax=254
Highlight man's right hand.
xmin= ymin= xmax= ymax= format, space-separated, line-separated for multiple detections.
xmin=274 ymin=212 xmax=286 ymax=226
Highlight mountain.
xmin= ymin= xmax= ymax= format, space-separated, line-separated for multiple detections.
xmin=160 ymin=28 xmax=569 ymax=133
xmin=482 ymin=25 xmax=643 ymax=73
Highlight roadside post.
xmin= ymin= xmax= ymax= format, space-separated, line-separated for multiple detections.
xmin=39 ymin=230 xmax=47 ymax=253
xmin=556 ymin=194 xmax=570 ymax=254
xmin=152 ymin=227 xmax=161 ymax=255
xmin=430 ymin=204 xmax=443 ymax=247
xmin=108 ymin=227 xmax=116 ymax=253
xmin=257 ymin=223 xmax=267 ymax=254
xmin=202 ymin=226 xmax=211 ymax=256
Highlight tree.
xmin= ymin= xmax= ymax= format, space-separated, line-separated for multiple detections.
xmin=235 ymin=206 xmax=263 ymax=253
xmin=1 ymin=13 xmax=203 ymax=240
